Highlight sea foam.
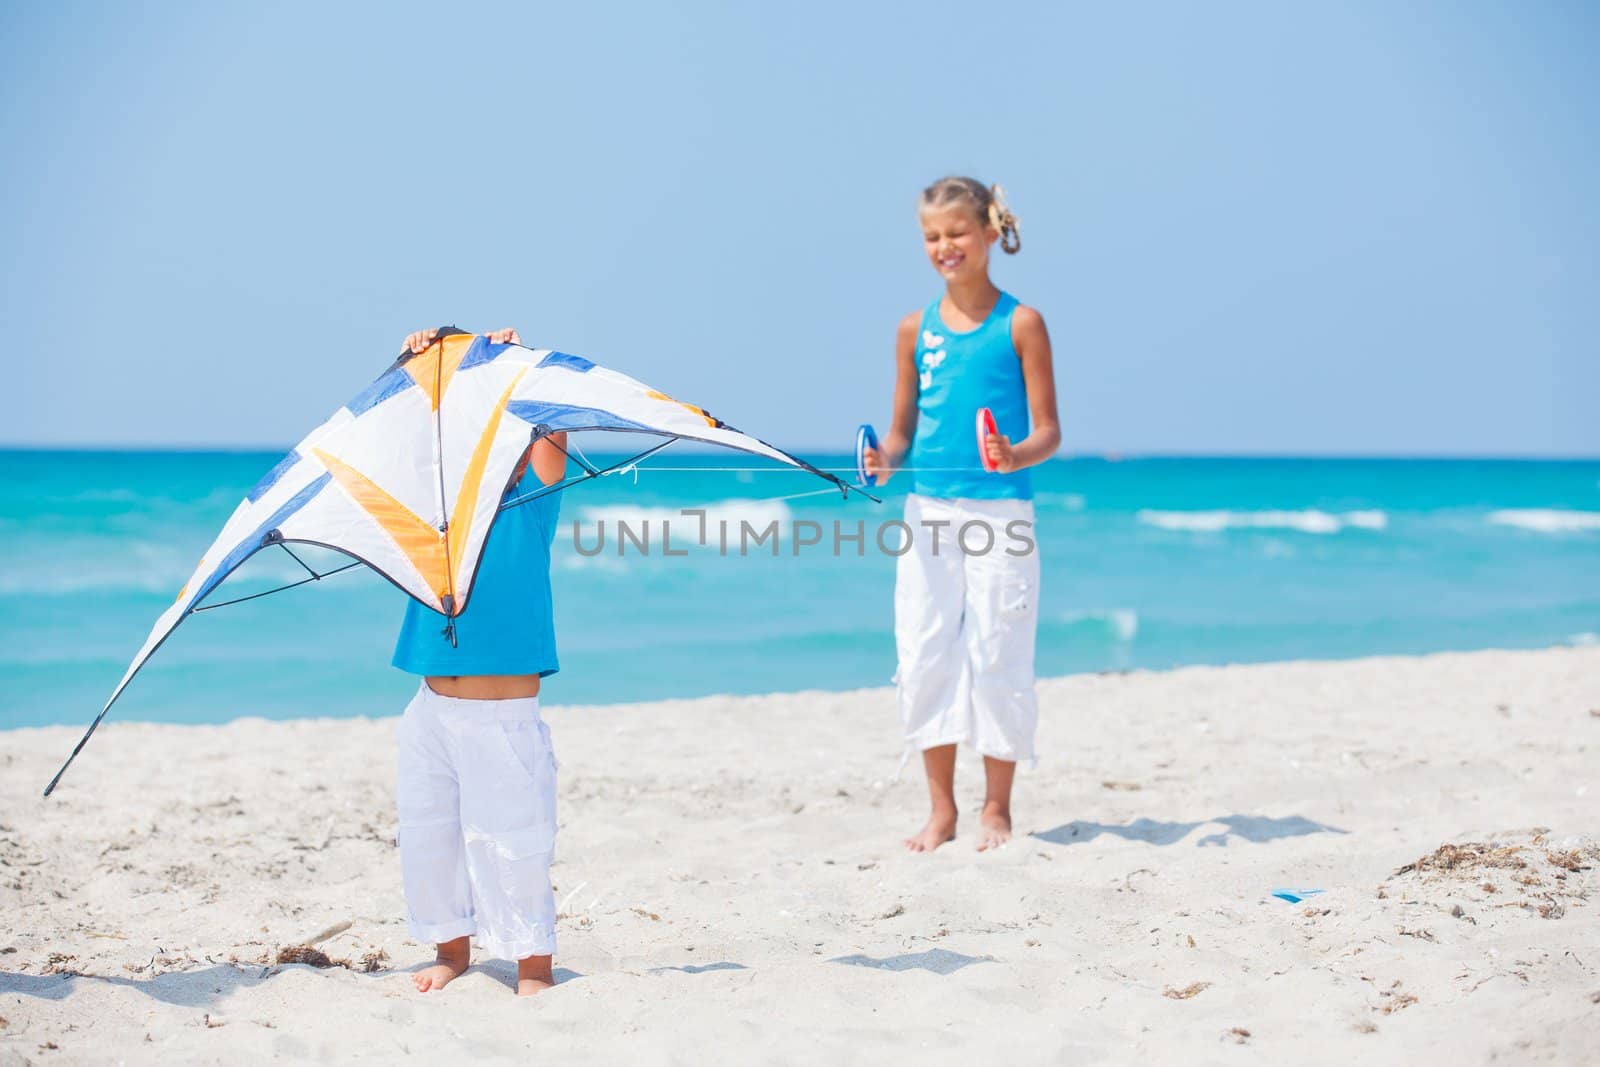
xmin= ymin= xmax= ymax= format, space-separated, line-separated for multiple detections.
xmin=1059 ymin=608 xmax=1139 ymax=642
xmin=1487 ymin=509 xmax=1600 ymax=534
xmin=1034 ymin=492 xmax=1087 ymax=512
xmin=1137 ymin=509 xmax=1388 ymax=534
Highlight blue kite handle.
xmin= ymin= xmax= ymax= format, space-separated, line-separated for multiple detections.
xmin=855 ymin=424 xmax=880 ymax=487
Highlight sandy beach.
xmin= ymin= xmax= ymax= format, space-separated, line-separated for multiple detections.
xmin=2 ymin=646 xmax=1597 ymax=1064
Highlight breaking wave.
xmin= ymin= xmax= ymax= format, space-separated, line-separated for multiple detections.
xmin=1034 ymin=492 xmax=1087 ymax=512
xmin=1059 ymin=608 xmax=1139 ymax=642
xmin=1487 ymin=509 xmax=1600 ymax=534
xmin=1137 ymin=509 xmax=1388 ymax=535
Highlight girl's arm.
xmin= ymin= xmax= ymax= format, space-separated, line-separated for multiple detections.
xmin=864 ymin=312 xmax=922 ymax=484
xmin=989 ymin=306 xmax=1061 ymax=473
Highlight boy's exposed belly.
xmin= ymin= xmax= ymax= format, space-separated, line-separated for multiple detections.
xmin=424 ymin=674 xmax=542 ymax=700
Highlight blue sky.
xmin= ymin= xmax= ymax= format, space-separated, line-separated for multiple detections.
xmin=2 ymin=2 xmax=1595 ymax=455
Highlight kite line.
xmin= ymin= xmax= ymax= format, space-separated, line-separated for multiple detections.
xmin=177 ymin=433 xmax=879 ymax=623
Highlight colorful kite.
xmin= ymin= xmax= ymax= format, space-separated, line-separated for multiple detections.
xmin=45 ymin=328 xmax=864 ymax=795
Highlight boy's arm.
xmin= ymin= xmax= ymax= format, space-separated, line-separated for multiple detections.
xmin=528 ymin=433 xmax=568 ymax=487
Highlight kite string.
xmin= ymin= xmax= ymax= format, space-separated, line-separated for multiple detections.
xmin=544 ymin=429 xmax=599 ymax=477
xmin=601 ymin=462 xmax=641 ymax=485
xmin=650 ymin=486 xmax=843 ymax=509
xmin=568 ymin=436 xmax=598 ymax=474
xmin=584 ymin=465 xmax=988 ymax=473
xmin=557 ymin=435 xmax=643 ymax=483
xmin=742 ymin=486 xmax=840 ymax=504
xmin=544 ymin=439 xmax=867 ymax=507
xmin=193 ymin=455 xmax=859 ymax=620
xmin=552 ymin=433 xmax=982 ymax=476
xmin=499 ymin=438 xmax=677 ymax=513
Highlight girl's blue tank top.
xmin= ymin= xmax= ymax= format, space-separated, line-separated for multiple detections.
xmin=909 ymin=291 xmax=1033 ymax=500
xmin=391 ymin=486 xmax=561 ymax=678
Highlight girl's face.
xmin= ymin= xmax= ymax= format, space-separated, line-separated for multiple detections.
xmin=920 ymin=204 xmax=997 ymax=283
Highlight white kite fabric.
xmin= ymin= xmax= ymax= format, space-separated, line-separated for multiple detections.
xmin=45 ymin=329 xmax=853 ymax=795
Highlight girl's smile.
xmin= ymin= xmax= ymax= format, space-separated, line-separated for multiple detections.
xmin=921 ymin=205 xmax=996 ymax=282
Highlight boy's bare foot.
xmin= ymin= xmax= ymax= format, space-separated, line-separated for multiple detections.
xmin=413 ymin=937 xmax=470 ymax=992
xmin=517 ymin=954 xmax=554 ymax=996
xmin=904 ymin=809 xmax=957 ymax=852
xmin=976 ymin=804 xmax=1012 ymax=852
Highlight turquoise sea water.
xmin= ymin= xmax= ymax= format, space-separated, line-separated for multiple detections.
xmin=1 ymin=450 xmax=1597 ymax=730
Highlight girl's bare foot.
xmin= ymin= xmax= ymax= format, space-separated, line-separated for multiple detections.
xmin=905 ymin=808 xmax=958 ymax=852
xmin=906 ymin=745 xmax=959 ymax=852
xmin=517 ymin=954 xmax=554 ymax=996
xmin=977 ymin=756 xmax=1017 ymax=851
xmin=413 ymin=936 xmax=470 ymax=992
xmin=976 ymin=802 xmax=1012 ymax=851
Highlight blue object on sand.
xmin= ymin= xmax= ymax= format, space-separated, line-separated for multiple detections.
xmin=1270 ymin=888 xmax=1326 ymax=903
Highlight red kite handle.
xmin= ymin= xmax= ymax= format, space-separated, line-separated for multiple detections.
xmin=976 ymin=407 xmax=999 ymax=473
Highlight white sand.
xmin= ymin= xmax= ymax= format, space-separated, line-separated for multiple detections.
xmin=2 ymin=647 xmax=1598 ymax=1064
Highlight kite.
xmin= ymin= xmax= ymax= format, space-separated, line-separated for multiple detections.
xmin=44 ymin=328 xmax=869 ymax=795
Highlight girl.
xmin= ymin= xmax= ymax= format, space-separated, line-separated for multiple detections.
xmin=391 ymin=325 xmax=569 ymax=995
xmin=864 ymin=178 xmax=1061 ymax=853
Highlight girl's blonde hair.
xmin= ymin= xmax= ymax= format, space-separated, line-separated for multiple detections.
xmin=919 ymin=176 xmax=1021 ymax=254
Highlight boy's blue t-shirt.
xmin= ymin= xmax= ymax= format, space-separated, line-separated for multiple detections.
xmin=392 ymin=487 xmax=561 ymax=677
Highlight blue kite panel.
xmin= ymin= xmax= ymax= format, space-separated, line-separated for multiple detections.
xmin=246 ymin=450 xmax=301 ymax=503
xmin=505 ymin=400 xmax=657 ymax=435
xmin=193 ymin=473 xmax=333 ymax=606
xmin=457 ymin=335 xmax=513 ymax=373
xmin=537 ymin=351 xmax=595 ymax=373
xmin=345 ymin=366 xmax=413 ymax=416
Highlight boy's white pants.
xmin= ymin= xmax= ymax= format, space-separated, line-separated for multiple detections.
xmin=894 ymin=494 xmax=1040 ymax=762
xmin=396 ymin=683 xmax=558 ymax=960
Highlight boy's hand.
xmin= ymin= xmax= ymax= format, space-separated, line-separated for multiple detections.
xmin=403 ymin=328 xmax=440 ymax=355
xmin=985 ymin=433 xmax=1018 ymax=474
xmin=403 ymin=327 xmax=520 ymax=354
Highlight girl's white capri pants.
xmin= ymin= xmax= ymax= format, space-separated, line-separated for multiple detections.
xmin=894 ymin=493 xmax=1040 ymax=762
xmin=395 ymin=683 xmax=558 ymax=960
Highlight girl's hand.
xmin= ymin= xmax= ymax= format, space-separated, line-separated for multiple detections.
xmin=862 ymin=445 xmax=891 ymax=486
xmin=486 ymin=327 xmax=521 ymax=346
xmin=985 ymin=433 xmax=1019 ymax=474
xmin=403 ymin=327 xmax=440 ymax=354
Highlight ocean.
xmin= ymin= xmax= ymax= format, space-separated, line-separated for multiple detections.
xmin=2 ymin=450 xmax=1596 ymax=730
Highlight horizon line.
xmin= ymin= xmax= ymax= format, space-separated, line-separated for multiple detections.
xmin=1 ymin=443 xmax=1597 ymax=463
